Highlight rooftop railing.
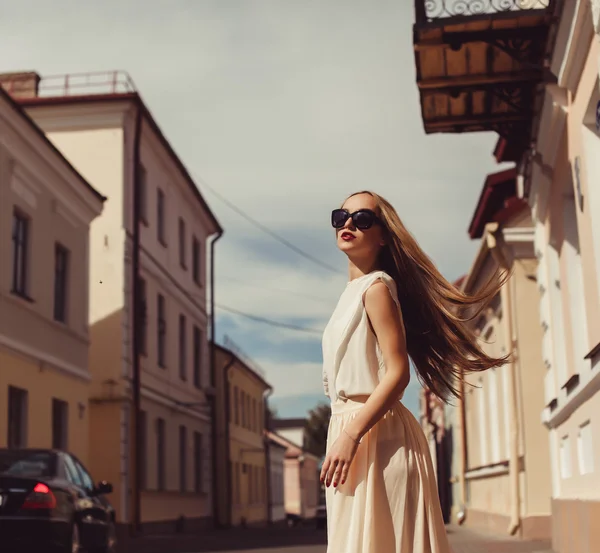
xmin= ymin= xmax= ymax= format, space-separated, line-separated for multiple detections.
xmin=37 ymin=70 xmax=137 ymax=97
xmin=415 ymin=0 xmax=551 ymax=23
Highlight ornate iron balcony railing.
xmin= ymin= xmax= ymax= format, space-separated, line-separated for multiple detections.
xmin=416 ymin=0 xmax=551 ymax=22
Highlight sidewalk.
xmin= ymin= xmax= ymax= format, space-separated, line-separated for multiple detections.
xmin=448 ymin=525 xmax=554 ymax=553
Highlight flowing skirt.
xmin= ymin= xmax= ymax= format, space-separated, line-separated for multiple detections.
xmin=325 ymin=398 xmax=451 ymax=553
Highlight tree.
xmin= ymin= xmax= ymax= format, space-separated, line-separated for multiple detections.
xmin=304 ymin=402 xmax=331 ymax=459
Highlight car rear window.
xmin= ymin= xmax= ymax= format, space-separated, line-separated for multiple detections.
xmin=0 ymin=451 xmax=55 ymax=478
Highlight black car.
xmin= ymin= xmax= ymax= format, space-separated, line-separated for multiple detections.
xmin=0 ymin=448 xmax=116 ymax=553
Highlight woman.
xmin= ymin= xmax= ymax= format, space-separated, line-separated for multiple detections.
xmin=320 ymin=191 xmax=508 ymax=553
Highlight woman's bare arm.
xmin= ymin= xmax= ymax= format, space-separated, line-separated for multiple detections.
xmin=343 ymin=280 xmax=410 ymax=443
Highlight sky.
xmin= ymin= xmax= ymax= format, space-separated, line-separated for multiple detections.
xmin=0 ymin=0 xmax=507 ymax=420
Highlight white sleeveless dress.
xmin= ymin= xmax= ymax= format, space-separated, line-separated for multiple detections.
xmin=322 ymin=271 xmax=451 ymax=553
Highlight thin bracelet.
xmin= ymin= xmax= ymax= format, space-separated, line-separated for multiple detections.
xmin=344 ymin=428 xmax=361 ymax=445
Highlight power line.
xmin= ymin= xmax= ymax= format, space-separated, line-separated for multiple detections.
xmin=217 ymin=303 xmax=325 ymax=335
xmin=219 ymin=275 xmax=331 ymax=303
xmin=194 ymin=174 xmax=343 ymax=275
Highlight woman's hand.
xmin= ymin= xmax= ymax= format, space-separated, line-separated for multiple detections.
xmin=320 ymin=431 xmax=359 ymax=488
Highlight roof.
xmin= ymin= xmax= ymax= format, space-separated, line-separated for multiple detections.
xmin=14 ymin=81 xmax=221 ymax=234
xmin=214 ymin=343 xmax=272 ymax=391
xmin=265 ymin=431 xmax=290 ymax=450
xmin=0 ymin=86 xmax=105 ymax=204
xmin=468 ymin=168 xmax=524 ymax=239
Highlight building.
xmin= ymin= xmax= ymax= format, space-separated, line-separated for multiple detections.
xmin=524 ymin=2 xmax=600 ymax=550
xmin=419 ymin=387 xmax=452 ymax=523
xmin=270 ymin=419 xmax=320 ymax=524
xmin=0 ymin=84 xmax=104 ymax=462
xmin=266 ymin=431 xmax=288 ymax=524
xmin=456 ymin=170 xmax=552 ymax=539
xmin=214 ymin=342 xmax=272 ymax=527
xmin=3 ymin=71 xmax=222 ymax=533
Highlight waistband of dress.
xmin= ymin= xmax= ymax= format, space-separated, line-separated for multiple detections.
xmin=330 ymin=397 xmax=368 ymax=415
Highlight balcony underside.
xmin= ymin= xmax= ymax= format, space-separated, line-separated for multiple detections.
xmin=414 ymin=1 xmax=556 ymax=152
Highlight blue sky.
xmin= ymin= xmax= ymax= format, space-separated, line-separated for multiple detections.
xmin=0 ymin=0 xmax=507 ymax=420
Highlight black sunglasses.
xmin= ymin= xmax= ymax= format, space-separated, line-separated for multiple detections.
xmin=331 ymin=208 xmax=382 ymax=230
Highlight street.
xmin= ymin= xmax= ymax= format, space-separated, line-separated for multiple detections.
xmin=119 ymin=524 xmax=554 ymax=553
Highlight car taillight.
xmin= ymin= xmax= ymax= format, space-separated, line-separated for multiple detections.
xmin=22 ymin=483 xmax=57 ymax=510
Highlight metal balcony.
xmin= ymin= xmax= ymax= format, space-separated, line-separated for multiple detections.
xmin=413 ymin=0 xmax=558 ymax=156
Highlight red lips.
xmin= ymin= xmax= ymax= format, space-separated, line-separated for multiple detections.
xmin=341 ymin=232 xmax=355 ymax=241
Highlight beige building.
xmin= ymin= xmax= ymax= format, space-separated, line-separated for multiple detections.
xmin=270 ymin=419 xmax=320 ymax=524
xmin=266 ymin=431 xmax=287 ymax=524
xmin=214 ymin=342 xmax=271 ymax=527
xmin=456 ymin=176 xmax=552 ymax=539
xmin=5 ymin=71 xmax=222 ymax=533
xmin=525 ymin=2 xmax=600 ymax=550
xmin=0 ymin=84 xmax=104 ymax=462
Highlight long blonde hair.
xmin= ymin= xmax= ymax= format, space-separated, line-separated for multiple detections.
xmin=348 ymin=191 xmax=509 ymax=401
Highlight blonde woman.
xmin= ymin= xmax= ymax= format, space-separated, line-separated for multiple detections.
xmin=320 ymin=191 xmax=507 ymax=553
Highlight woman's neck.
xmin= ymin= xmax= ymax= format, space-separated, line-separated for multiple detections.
xmin=347 ymin=258 xmax=381 ymax=282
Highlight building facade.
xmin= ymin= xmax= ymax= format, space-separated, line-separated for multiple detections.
xmin=526 ymin=2 xmax=600 ymax=550
xmin=266 ymin=432 xmax=287 ymax=524
xmin=459 ymin=184 xmax=552 ymax=539
xmin=214 ymin=343 xmax=271 ymax=527
xmin=5 ymin=71 xmax=222 ymax=533
xmin=0 ymin=84 xmax=104 ymax=463
xmin=270 ymin=419 xmax=320 ymax=524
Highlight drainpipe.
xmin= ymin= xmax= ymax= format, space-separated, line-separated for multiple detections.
xmin=485 ymin=222 xmax=521 ymax=536
xmin=456 ymin=367 xmax=467 ymax=525
xmin=223 ymin=354 xmax=235 ymax=527
xmin=131 ymin=104 xmax=143 ymax=536
xmin=263 ymin=388 xmax=274 ymax=525
xmin=208 ymin=230 xmax=223 ymax=527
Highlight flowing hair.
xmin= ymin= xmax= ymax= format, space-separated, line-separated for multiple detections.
xmin=347 ymin=191 xmax=509 ymax=402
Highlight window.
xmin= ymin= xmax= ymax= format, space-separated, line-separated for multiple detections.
xmin=194 ymin=431 xmax=203 ymax=493
xmin=241 ymin=391 xmax=246 ymax=428
xmin=156 ymin=418 xmax=166 ymax=490
xmin=64 ymin=455 xmax=83 ymax=487
xmin=53 ymin=244 xmax=69 ymax=323
xmin=234 ymin=387 xmax=239 ymax=425
xmin=139 ymin=278 xmax=147 ymax=356
xmin=139 ymin=165 xmax=148 ymax=225
xmin=11 ymin=210 xmax=29 ymax=297
xmin=157 ymin=294 xmax=166 ymax=368
xmin=140 ymin=410 xmax=147 ymax=489
xmin=193 ymin=326 xmax=202 ymax=389
xmin=51 ymin=399 xmax=68 ymax=450
xmin=73 ymin=457 xmax=95 ymax=493
xmin=179 ymin=314 xmax=187 ymax=380
xmin=234 ymin=462 xmax=240 ymax=504
xmin=178 ymin=218 xmax=187 ymax=269
xmin=179 ymin=425 xmax=187 ymax=492
xmin=577 ymin=421 xmax=594 ymax=475
xmin=7 ymin=386 xmax=28 ymax=449
xmin=249 ymin=464 xmax=254 ymax=504
xmin=157 ymin=188 xmax=166 ymax=245
xmin=192 ymin=236 xmax=201 ymax=285
xmin=246 ymin=395 xmax=251 ymax=430
xmin=560 ymin=435 xmax=572 ymax=479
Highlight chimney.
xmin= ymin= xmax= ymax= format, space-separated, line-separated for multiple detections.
xmin=0 ymin=72 xmax=41 ymax=99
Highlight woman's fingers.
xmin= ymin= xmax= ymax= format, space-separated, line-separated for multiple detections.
xmin=320 ymin=457 xmax=331 ymax=483
xmin=326 ymin=459 xmax=339 ymax=487
xmin=332 ymin=460 xmax=344 ymax=487
xmin=340 ymin=462 xmax=350 ymax=485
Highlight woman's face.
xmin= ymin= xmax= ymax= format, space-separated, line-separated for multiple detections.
xmin=335 ymin=193 xmax=385 ymax=257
